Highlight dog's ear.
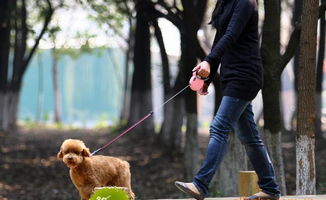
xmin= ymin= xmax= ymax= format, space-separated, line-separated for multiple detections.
xmin=57 ymin=149 xmax=63 ymax=160
xmin=82 ymin=148 xmax=91 ymax=157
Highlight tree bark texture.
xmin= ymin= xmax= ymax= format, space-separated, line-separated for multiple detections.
xmin=0 ymin=92 xmax=20 ymax=131
xmin=296 ymin=0 xmax=319 ymax=195
xmin=292 ymin=0 xmax=303 ymax=93
xmin=290 ymin=0 xmax=303 ymax=131
xmin=263 ymin=130 xmax=286 ymax=195
xmin=296 ymin=135 xmax=316 ymax=194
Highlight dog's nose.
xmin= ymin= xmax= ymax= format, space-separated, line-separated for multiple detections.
xmin=68 ymin=157 xmax=73 ymax=161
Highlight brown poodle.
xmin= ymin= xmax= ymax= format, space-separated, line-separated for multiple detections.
xmin=57 ymin=139 xmax=135 ymax=200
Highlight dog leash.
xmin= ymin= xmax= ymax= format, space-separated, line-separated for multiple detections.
xmin=91 ymin=84 xmax=191 ymax=156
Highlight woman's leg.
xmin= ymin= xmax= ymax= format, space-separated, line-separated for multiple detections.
xmin=193 ymin=96 xmax=250 ymax=196
xmin=236 ymin=103 xmax=281 ymax=197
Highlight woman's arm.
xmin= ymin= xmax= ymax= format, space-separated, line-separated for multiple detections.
xmin=204 ymin=0 xmax=256 ymax=83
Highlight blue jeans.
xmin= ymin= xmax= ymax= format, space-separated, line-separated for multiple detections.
xmin=193 ymin=96 xmax=280 ymax=197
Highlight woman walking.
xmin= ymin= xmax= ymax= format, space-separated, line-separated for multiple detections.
xmin=175 ymin=0 xmax=281 ymax=199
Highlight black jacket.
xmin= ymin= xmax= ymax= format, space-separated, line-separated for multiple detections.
xmin=204 ymin=0 xmax=263 ymax=100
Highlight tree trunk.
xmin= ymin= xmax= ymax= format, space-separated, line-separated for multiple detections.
xmin=0 ymin=0 xmax=11 ymax=132
xmin=292 ymin=0 xmax=303 ymax=92
xmin=0 ymin=93 xmax=10 ymax=131
xmin=0 ymin=0 xmax=10 ymax=86
xmin=261 ymin=0 xmax=287 ymax=194
xmin=128 ymin=1 xmax=154 ymax=136
xmin=296 ymin=135 xmax=316 ymax=194
xmin=263 ymin=129 xmax=286 ymax=194
xmin=0 ymin=91 xmax=20 ymax=131
xmin=52 ymin=49 xmax=62 ymax=123
xmin=296 ymin=0 xmax=318 ymax=194
xmin=290 ymin=0 xmax=303 ymax=131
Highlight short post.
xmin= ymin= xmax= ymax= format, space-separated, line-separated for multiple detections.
xmin=239 ymin=171 xmax=260 ymax=197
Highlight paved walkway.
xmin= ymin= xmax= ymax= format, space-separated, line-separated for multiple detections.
xmin=155 ymin=195 xmax=326 ymax=200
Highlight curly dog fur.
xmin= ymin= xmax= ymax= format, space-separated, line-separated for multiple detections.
xmin=57 ymin=139 xmax=135 ymax=200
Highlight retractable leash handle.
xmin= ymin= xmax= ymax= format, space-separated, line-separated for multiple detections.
xmin=189 ymin=70 xmax=209 ymax=91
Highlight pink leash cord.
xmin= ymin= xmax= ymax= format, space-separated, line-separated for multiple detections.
xmin=91 ymin=84 xmax=190 ymax=156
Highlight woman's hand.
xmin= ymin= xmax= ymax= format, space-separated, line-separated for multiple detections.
xmin=192 ymin=61 xmax=211 ymax=78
